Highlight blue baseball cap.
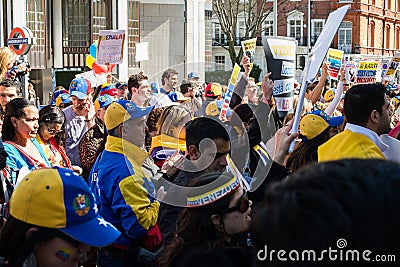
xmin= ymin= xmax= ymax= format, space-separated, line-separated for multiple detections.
xmin=69 ymin=77 xmax=91 ymax=99
xmin=9 ymin=167 xmax=121 ymax=247
xmin=188 ymin=72 xmax=200 ymax=79
xmin=116 ymin=82 xmax=127 ymax=89
xmin=94 ymin=95 xmax=116 ymax=111
xmin=104 ymin=100 xmax=154 ymax=130
xmin=50 ymin=89 xmax=70 ymax=105
xmin=56 ymin=93 xmax=72 ymax=106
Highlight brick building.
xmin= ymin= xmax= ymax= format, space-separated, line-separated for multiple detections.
xmin=211 ymin=0 xmax=400 ymax=79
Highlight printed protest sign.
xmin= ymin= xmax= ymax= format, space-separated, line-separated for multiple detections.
xmin=241 ymin=38 xmax=257 ymax=72
xmin=263 ymin=36 xmax=296 ymax=118
xmin=344 ymin=61 xmax=357 ymax=84
xmin=97 ymin=29 xmax=126 ymax=65
xmin=356 ymin=61 xmax=378 ymax=84
xmin=327 ymin=48 xmax=344 ymax=80
xmin=385 ymin=52 xmax=400 ymax=77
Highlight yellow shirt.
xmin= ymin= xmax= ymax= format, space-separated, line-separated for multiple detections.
xmin=318 ymin=130 xmax=385 ymax=162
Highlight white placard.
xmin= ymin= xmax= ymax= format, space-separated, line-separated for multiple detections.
xmin=306 ymin=5 xmax=350 ymax=83
xmin=135 ymin=42 xmax=149 ymax=62
xmin=96 ymin=29 xmax=126 ymax=65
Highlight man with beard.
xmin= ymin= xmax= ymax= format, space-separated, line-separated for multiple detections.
xmin=318 ymin=83 xmax=392 ymax=161
xmin=64 ymin=77 xmax=95 ymax=166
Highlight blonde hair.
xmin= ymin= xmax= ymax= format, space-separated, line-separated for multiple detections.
xmin=156 ymin=105 xmax=191 ymax=137
xmin=0 ymin=47 xmax=17 ymax=79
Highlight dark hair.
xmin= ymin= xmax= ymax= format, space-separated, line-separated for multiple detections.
xmin=344 ymin=83 xmax=387 ymax=127
xmin=180 ymin=82 xmax=196 ymax=94
xmin=185 ymin=117 xmax=230 ymax=149
xmin=161 ymin=68 xmax=178 ymax=86
xmin=2 ymin=98 xmax=36 ymax=142
xmin=38 ymin=105 xmax=66 ymax=145
xmin=0 ymin=78 xmax=19 ymax=88
xmin=0 ymin=216 xmax=68 ymax=266
xmin=233 ymin=104 xmax=255 ymax=124
xmin=39 ymin=105 xmax=65 ymax=125
xmin=159 ymin=172 xmax=239 ymax=266
xmin=286 ymin=127 xmax=331 ymax=172
xmin=251 ymin=159 xmax=400 ymax=267
xmin=128 ymin=73 xmax=149 ymax=95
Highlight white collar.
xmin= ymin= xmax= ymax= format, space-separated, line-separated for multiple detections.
xmin=344 ymin=123 xmax=389 ymax=152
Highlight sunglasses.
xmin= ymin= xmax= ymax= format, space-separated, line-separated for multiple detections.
xmin=47 ymin=126 xmax=63 ymax=135
xmin=224 ymin=189 xmax=250 ymax=214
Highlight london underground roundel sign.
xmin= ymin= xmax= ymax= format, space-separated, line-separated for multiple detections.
xmin=7 ymin=27 xmax=36 ymax=55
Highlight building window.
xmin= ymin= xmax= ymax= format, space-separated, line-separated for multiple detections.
xmin=396 ymin=27 xmax=400 ymax=50
xmin=386 ymin=25 xmax=391 ymax=49
xmin=237 ymin=19 xmax=246 ymax=38
xmin=338 ymin=21 xmax=352 ymax=53
xmin=311 ymin=19 xmax=324 ymax=45
xmin=26 ymin=0 xmax=45 ymax=68
xmin=215 ymin=55 xmax=225 ymax=71
xmin=263 ymin=20 xmax=274 ymax=36
xmin=287 ymin=10 xmax=304 ymax=45
xmin=93 ymin=0 xmax=110 ymax=41
xmin=289 ymin=20 xmax=302 ymax=42
xmin=128 ymin=0 xmax=140 ymax=68
xmin=62 ymin=0 xmax=90 ymax=50
xmin=212 ymin=22 xmax=226 ymax=45
xmin=368 ymin=21 xmax=375 ymax=48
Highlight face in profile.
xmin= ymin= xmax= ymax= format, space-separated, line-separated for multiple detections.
xmin=12 ymin=106 xmax=39 ymax=140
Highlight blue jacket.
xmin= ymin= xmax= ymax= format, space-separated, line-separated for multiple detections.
xmin=4 ymin=138 xmax=51 ymax=171
xmin=89 ymin=136 xmax=160 ymax=246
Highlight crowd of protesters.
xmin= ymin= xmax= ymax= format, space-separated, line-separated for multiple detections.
xmin=0 ymin=45 xmax=399 ymax=267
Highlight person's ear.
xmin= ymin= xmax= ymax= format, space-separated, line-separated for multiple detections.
xmin=11 ymin=117 xmax=18 ymax=128
xmin=370 ymin=110 xmax=380 ymax=124
xmin=117 ymin=124 xmax=124 ymax=137
xmin=25 ymin=227 xmax=39 ymax=240
xmin=210 ymin=214 xmax=221 ymax=227
xmin=188 ymin=145 xmax=200 ymax=160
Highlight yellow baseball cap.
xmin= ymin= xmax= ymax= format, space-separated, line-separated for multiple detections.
xmin=104 ymin=100 xmax=154 ymax=130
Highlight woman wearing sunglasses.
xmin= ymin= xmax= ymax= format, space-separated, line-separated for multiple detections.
xmin=36 ymin=105 xmax=81 ymax=174
xmin=160 ymin=172 xmax=253 ymax=267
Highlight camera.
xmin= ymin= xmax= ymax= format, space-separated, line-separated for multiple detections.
xmin=9 ymin=59 xmax=30 ymax=80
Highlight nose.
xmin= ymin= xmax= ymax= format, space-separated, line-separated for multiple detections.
xmin=219 ymin=155 xmax=228 ymax=167
xmin=249 ymin=199 xmax=253 ymax=207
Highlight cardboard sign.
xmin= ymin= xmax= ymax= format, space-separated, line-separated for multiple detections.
xmin=97 ymin=29 xmax=126 ymax=65
xmin=306 ymin=5 xmax=350 ymax=83
xmin=241 ymin=38 xmax=257 ymax=72
xmin=263 ymin=36 xmax=297 ymax=118
xmin=356 ymin=61 xmax=378 ymax=84
xmin=385 ymin=52 xmax=400 ymax=77
xmin=327 ymin=48 xmax=344 ymax=80
xmin=345 ymin=61 xmax=357 ymax=84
